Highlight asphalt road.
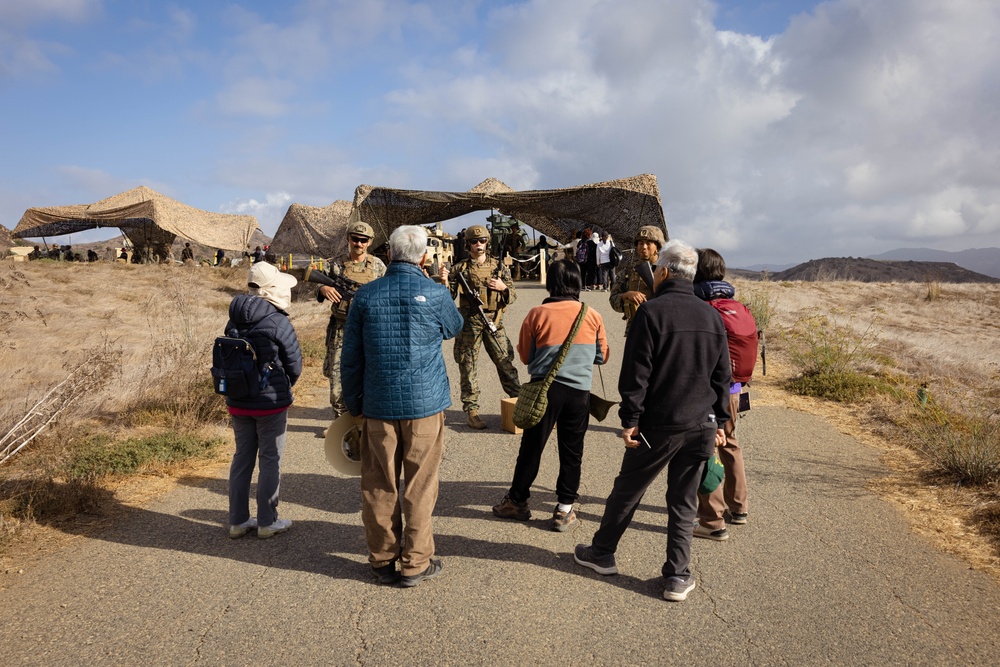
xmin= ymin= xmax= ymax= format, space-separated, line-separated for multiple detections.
xmin=2 ymin=280 xmax=999 ymax=666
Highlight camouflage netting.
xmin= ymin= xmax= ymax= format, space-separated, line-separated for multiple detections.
xmin=350 ymin=174 xmax=667 ymax=249
xmin=270 ymin=200 xmax=353 ymax=259
xmin=0 ymin=224 xmax=15 ymax=254
xmin=13 ymin=186 xmax=259 ymax=252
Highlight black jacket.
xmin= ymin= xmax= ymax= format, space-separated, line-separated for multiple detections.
xmin=223 ymin=294 xmax=302 ymax=410
xmin=618 ymin=278 xmax=731 ymax=432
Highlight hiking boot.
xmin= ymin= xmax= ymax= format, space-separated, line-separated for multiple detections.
xmin=258 ymin=518 xmax=292 ymax=539
xmin=371 ymin=559 xmax=400 ymax=585
xmin=663 ymin=575 xmax=697 ymax=602
xmin=573 ymin=544 xmax=618 ymax=575
xmin=551 ymin=507 xmax=577 ymax=532
xmin=728 ymin=512 xmax=749 ymax=525
xmin=228 ymin=517 xmax=257 ymax=539
xmin=467 ymin=411 xmax=487 ymax=429
xmin=400 ymin=559 xmax=443 ymax=588
xmin=492 ymin=494 xmax=530 ymax=521
xmin=693 ymin=522 xmax=729 ymax=541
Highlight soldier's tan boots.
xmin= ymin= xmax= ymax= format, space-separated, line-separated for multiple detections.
xmin=466 ymin=411 xmax=487 ymax=429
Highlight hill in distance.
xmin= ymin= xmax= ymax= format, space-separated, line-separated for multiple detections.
xmin=769 ymin=257 xmax=998 ymax=283
xmin=867 ymin=247 xmax=1000 ymax=279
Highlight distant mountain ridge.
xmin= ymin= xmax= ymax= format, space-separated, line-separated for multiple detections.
xmin=771 ymin=257 xmax=998 ymax=283
xmin=867 ymin=247 xmax=1000 ymax=279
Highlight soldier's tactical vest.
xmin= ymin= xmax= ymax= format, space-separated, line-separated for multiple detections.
xmin=623 ymin=262 xmax=656 ymax=321
xmin=457 ymin=258 xmax=502 ymax=312
xmin=331 ymin=255 xmax=380 ymax=320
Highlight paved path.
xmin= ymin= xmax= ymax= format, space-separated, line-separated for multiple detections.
xmin=3 ymin=282 xmax=999 ymax=666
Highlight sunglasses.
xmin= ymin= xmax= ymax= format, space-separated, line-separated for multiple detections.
xmin=349 ymin=235 xmax=370 ymax=243
xmin=469 ymin=238 xmax=489 ymax=245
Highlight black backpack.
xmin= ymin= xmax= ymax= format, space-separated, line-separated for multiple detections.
xmin=211 ymin=317 xmax=273 ymax=400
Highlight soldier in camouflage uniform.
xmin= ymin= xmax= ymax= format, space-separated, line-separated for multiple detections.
xmin=609 ymin=225 xmax=666 ymax=336
xmin=321 ymin=221 xmax=386 ymax=418
xmin=439 ymin=224 xmax=521 ymax=429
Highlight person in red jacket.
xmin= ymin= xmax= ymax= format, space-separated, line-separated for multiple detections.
xmin=691 ymin=248 xmax=758 ymax=540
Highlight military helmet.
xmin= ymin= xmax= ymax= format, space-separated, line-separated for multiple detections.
xmin=634 ymin=225 xmax=666 ymax=250
xmin=348 ymin=221 xmax=375 ymax=239
xmin=466 ymin=224 xmax=490 ymax=242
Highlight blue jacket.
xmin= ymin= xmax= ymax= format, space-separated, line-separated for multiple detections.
xmin=341 ymin=262 xmax=463 ymax=420
xmin=224 ymin=294 xmax=302 ymax=410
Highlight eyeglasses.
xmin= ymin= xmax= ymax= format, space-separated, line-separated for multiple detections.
xmin=349 ymin=235 xmax=370 ymax=243
xmin=469 ymin=238 xmax=488 ymax=245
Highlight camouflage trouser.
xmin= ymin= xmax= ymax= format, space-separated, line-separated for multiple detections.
xmin=454 ymin=313 xmax=521 ymax=413
xmin=323 ymin=317 xmax=347 ymax=418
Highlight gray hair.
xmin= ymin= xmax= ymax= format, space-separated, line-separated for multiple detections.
xmin=654 ymin=239 xmax=698 ymax=281
xmin=388 ymin=225 xmax=428 ymax=264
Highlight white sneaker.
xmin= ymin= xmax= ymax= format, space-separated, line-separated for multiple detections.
xmin=258 ymin=518 xmax=292 ymax=539
xmin=229 ymin=517 xmax=257 ymax=539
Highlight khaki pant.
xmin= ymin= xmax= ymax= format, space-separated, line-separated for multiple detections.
xmin=360 ymin=413 xmax=445 ymax=576
xmin=697 ymin=391 xmax=748 ymax=529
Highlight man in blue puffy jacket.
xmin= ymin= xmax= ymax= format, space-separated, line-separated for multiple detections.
xmin=342 ymin=225 xmax=464 ymax=588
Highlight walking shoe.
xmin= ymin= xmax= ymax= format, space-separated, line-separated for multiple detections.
xmin=228 ymin=517 xmax=257 ymax=539
xmin=551 ymin=507 xmax=577 ymax=532
xmin=492 ymin=494 xmax=530 ymax=521
xmin=663 ymin=575 xmax=697 ymax=601
xmin=258 ymin=518 xmax=292 ymax=539
xmin=400 ymin=559 xmax=443 ymax=588
xmin=692 ymin=522 xmax=729 ymax=541
xmin=573 ymin=544 xmax=618 ymax=575
xmin=728 ymin=512 xmax=749 ymax=525
xmin=371 ymin=560 xmax=401 ymax=585
xmin=466 ymin=411 xmax=487 ymax=429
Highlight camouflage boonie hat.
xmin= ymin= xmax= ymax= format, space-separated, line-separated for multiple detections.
xmin=634 ymin=225 xmax=666 ymax=250
xmin=348 ymin=221 xmax=374 ymax=239
xmin=466 ymin=224 xmax=489 ymax=241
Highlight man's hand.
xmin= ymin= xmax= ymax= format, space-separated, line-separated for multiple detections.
xmin=439 ymin=265 xmax=450 ymax=282
xmin=622 ymin=290 xmax=647 ymax=305
xmin=487 ymin=277 xmax=508 ymax=292
xmin=621 ymin=426 xmax=641 ymax=449
xmin=715 ymin=428 xmax=725 ymax=447
xmin=319 ymin=284 xmax=342 ymax=304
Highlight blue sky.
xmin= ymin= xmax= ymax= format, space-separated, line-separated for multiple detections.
xmin=2 ymin=0 xmax=998 ymax=268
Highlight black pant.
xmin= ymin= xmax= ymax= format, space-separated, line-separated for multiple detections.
xmin=508 ymin=382 xmax=590 ymax=505
xmin=591 ymin=421 xmax=716 ymax=578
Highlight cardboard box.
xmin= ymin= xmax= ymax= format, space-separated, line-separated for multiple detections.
xmin=500 ymin=397 xmax=522 ymax=434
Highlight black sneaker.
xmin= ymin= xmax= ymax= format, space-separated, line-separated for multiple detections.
xmin=371 ymin=560 xmax=400 ymax=585
xmin=400 ymin=559 xmax=443 ymax=588
xmin=728 ymin=512 xmax=749 ymax=525
xmin=663 ymin=575 xmax=696 ymax=601
xmin=573 ymin=544 xmax=618 ymax=575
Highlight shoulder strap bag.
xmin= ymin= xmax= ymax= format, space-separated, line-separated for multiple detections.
xmin=512 ymin=303 xmax=589 ymax=429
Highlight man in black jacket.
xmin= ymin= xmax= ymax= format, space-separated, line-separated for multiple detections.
xmin=574 ymin=239 xmax=731 ymax=602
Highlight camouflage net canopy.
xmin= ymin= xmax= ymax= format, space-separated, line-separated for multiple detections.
xmin=351 ymin=174 xmax=667 ymax=249
xmin=270 ymin=200 xmax=353 ymax=258
xmin=13 ymin=186 xmax=259 ymax=252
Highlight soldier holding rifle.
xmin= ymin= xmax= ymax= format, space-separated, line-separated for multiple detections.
xmin=320 ymin=221 xmax=386 ymax=419
xmin=609 ymin=225 xmax=666 ymax=336
xmin=440 ymin=224 xmax=520 ymax=429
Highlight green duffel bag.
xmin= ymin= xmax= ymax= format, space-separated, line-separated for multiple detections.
xmin=699 ymin=450 xmax=725 ymax=495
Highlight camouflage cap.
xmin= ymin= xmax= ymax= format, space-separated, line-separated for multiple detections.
xmin=634 ymin=225 xmax=666 ymax=249
xmin=348 ymin=221 xmax=374 ymax=239
xmin=466 ymin=224 xmax=489 ymax=240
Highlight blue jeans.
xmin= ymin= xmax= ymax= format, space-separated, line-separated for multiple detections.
xmin=229 ymin=410 xmax=288 ymax=527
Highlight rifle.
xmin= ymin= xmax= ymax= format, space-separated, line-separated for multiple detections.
xmin=454 ymin=270 xmax=500 ymax=341
xmin=304 ymin=265 xmax=362 ymax=305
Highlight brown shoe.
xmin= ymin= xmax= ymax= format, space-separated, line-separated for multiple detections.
xmin=467 ymin=411 xmax=487 ymax=429
xmin=492 ymin=493 xmax=530 ymax=520
xmin=551 ymin=507 xmax=577 ymax=532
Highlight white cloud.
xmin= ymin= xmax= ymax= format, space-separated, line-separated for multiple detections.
xmin=220 ymin=191 xmax=293 ymax=234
